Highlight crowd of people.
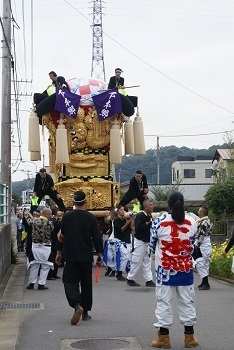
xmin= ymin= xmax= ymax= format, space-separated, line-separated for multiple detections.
xmin=12 ymin=71 xmax=230 ymax=347
xmin=14 ymin=163 xmax=231 ymax=348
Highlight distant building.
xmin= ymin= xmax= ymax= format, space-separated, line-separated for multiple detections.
xmin=172 ymin=155 xmax=214 ymax=184
xmin=22 ymin=189 xmax=34 ymax=204
xmin=171 ymin=155 xmax=214 ymax=200
xmin=211 ymin=148 xmax=232 ymax=182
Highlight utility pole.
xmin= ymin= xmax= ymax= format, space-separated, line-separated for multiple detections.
xmin=1 ymin=0 xmax=12 ymax=222
xmin=91 ymin=0 xmax=106 ymax=81
xmin=157 ymin=136 xmax=160 ymax=185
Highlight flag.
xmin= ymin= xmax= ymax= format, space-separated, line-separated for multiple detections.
xmin=92 ymin=88 xmax=122 ymax=121
xmin=55 ymin=87 xmax=81 ymax=119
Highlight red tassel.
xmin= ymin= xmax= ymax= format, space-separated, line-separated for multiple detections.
xmin=94 ymin=266 xmax=100 ymax=283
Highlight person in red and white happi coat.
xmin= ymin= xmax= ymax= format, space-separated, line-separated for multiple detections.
xmin=149 ymin=192 xmax=199 ymax=349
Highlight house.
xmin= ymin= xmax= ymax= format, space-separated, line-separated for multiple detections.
xmin=211 ymin=148 xmax=232 ymax=181
xmin=171 ymin=155 xmax=214 ymax=200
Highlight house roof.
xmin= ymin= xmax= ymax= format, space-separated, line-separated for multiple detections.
xmin=212 ymin=149 xmax=231 ymax=162
xmin=173 ymin=155 xmax=213 ymax=162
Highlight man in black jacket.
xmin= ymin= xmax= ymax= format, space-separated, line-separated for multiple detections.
xmin=127 ymin=199 xmax=155 ymax=287
xmin=119 ymin=170 xmax=149 ymax=209
xmin=108 ymin=68 xmax=124 ymax=89
xmin=55 ymin=191 xmax=103 ymax=325
xmin=33 ymin=168 xmax=66 ymax=212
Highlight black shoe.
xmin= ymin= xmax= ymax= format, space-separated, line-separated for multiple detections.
xmin=105 ymin=267 xmax=112 ymax=276
xmin=109 ymin=271 xmax=116 ymax=277
xmin=54 ymin=275 xmax=61 ymax=279
xmin=199 ymin=284 xmax=210 ymax=290
xmin=38 ymin=284 xmax=49 ymax=290
xmin=71 ymin=304 xmax=83 ymax=325
xmin=198 ymin=282 xmax=203 ymax=288
xmin=117 ymin=275 xmax=127 ymax=281
xmin=116 ymin=274 xmax=127 ymax=281
xmin=47 ymin=277 xmax=56 ymax=280
xmin=145 ymin=280 xmax=156 ymax=287
xmin=127 ymin=279 xmax=140 ymax=286
xmin=82 ymin=311 xmax=92 ymax=321
xmin=26 ymin=283 xmax=34 ymax=290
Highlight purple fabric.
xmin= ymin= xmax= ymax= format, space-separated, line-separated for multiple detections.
xmin=55 ymin=88 xmax=81 ymax=119
xmin=92 ymin=88 xmax=122 ymax=121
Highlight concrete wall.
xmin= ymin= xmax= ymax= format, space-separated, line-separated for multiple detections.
xmin=0 ymin=224 xmax=11 ymax=284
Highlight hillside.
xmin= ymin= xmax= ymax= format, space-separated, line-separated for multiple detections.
xmin=114 ymin=143 xmax=225 ymax=184
xmin=12 ymin=143 xmax=226 ymax=196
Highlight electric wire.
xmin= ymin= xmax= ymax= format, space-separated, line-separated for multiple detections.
xmin=21 ymin=0 xmax=27 ymax=78
xmin=63 ymin=0 xmax=234 ymax=117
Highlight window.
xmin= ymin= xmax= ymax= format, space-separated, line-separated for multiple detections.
xmin=205 ymin=169 xmax=213 ymax=178
xmin=184 ymin=169 xmax=195 ymax=178
xmin=172 ymin=168 xmax=176 ymax=181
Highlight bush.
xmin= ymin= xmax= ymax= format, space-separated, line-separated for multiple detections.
xmin=210 ymin=240 xmax=234 ymax=279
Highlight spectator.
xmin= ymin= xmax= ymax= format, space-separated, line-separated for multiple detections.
xmin=193 ymin=205 xmax=212 ymax=290
xmin=16 ymin=212 xmax=24 ymax=252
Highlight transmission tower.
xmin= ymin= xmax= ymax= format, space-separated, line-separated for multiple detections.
xmin=91 ymin=0 xmax=106 ymax=81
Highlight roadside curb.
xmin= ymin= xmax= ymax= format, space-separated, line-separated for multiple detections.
xmin=0 ymin=255 xmax=27 ymax=350
xmin=210 ymin=274 xmax=234 ymax=285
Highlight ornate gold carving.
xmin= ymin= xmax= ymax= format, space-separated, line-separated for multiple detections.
xmin=55 ymin=178 xmax=119 ymax=210
xmin=67 ymin=153 xmax=108 ymax=177
xmin=42 ymin=107 xmax=123 ymax=209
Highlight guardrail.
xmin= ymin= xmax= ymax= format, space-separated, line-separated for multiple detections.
xmin=0 ymin=183 xmax=8 ymax=224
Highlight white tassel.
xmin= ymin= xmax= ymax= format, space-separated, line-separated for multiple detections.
xmin=124 ymin=117 xmax=135 ymax=155
xmin=28 ymin=105 xmax=41 ymax=152
xmin=133 ymin=107 xmax=146 ymax=155
xmin=30 ymin=151 xmax=41 ymax=161
xmin=110 ymin=120 xmax=122 ymax=164
xmin=55 ymin=114 xmax=69 ymax=164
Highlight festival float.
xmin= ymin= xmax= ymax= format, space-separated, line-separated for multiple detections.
xmin=28 ymin=76 xmax=146 ymax=222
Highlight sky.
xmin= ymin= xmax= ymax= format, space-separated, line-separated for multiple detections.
xmin=1 ymin=0 xmax=234 ymax=181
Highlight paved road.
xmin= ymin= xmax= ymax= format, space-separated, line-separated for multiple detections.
xmin=0 ymin=251 xmax=234 ymax=350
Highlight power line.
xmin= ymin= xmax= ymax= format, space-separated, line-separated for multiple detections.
xmin=63 ymin=0 xmax=234 ymax=116
xmin=145 ymin=130 xmax=231 ymax=138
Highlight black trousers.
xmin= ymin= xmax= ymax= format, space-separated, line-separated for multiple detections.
xmin=37 ymin=189 xmax=66 ymax=212
xmin=62 ymin=261 xmax=93 ymax=311
xmin=119 ymin=192 xmax=145 ymax=210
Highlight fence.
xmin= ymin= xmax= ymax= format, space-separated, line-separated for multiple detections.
xmin=0 ymin=183 xmax=8 ymax=224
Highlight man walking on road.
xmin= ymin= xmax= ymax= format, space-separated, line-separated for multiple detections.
xmin=127 ymin=199 xmax=155 ymax=287
xmin=25 ymin=208 xmax=54 ymax=290
xmin=56 ymin=191 xmax=103 ymax=325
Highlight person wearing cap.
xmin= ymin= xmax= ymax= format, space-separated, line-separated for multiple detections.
xmin=108 ymin=68 xmax=125 ymax=89
xmin=119 ymin=170 xmax=149 ymax=210
xmin=55 ymin=190 xmax=103 ymax=325
xmin=33 ymin=168 xmax=66 ymax=212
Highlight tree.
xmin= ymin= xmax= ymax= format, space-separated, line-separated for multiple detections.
xmin=205 ymin=178 xmax=234 ymax=218
xmin=150 ymin=183 xmax=181 ymax=201
xmin=12 ymin=193 xmax=22 ymax=206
